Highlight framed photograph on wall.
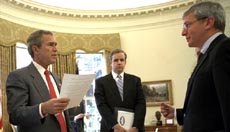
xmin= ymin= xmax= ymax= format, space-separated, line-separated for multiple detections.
xmin=142 ymin=80 xmax=173 ymax=106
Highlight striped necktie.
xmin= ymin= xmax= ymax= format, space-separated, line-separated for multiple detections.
xmin=117 ymin=75 xmax=123 ymax=101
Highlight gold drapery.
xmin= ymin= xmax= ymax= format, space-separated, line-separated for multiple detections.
xmin=0 ymin=18 xmax=121 ymax=131
xmin=0 ymin=18 xmax=121 ymax=54
xmin=104 ymin=50 xmax=112 ymax=73
xmin=0 ymin=44 xmax=16 ymax=132
xmin=53 ymin=52 xmax=77 ymax=80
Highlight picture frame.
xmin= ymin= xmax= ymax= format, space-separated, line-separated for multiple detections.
xmin=165 ymin=118 xmax=174 ymax=125
xmin=142 ymin=80 xmax=173 ymax=106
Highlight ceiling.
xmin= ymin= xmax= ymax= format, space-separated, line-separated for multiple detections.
xmin=0 ymin=0 xmax=200 ymax=33
xmin=32 ymin=0 xmax=174 ymax=10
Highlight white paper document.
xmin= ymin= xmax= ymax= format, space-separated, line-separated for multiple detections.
xmin=59 ymin=73 xmax=95 ymax=109
xmin=117 ymin=110 xmax=134 ymax=130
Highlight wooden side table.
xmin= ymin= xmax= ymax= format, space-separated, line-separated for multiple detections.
xmin=145 ymin=125 xmax=177 ymax=132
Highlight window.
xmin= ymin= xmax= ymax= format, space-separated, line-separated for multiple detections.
xmin=16 ymin=42 xmax=32 ymax=69
xmin=76 ymin=50 xmax=107 ymax=132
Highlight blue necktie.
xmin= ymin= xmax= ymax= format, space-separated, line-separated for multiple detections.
xmin=117 ymin=75 xmax=123 ymax=101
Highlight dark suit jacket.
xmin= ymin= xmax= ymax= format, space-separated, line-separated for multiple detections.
xmin=176 ymin=34 xmax=230 ymax=132
xmin=94 ymin=73 xmax=146 ymax=132
xmin=68 ymin=101 xmax=85 ymax=132
xmin=6 ymin=63 xmax=73 ymax=132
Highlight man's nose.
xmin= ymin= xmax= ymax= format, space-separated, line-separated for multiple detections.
xmin=181 ymin=28 xmax=187 ymax=36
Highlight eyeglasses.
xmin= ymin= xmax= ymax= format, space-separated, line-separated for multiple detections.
xmin=183 ymin=17 xmax=208 ymax=30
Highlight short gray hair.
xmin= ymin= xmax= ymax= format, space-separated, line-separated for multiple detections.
xmin=183 ymin=1 xmax=225 ymax=32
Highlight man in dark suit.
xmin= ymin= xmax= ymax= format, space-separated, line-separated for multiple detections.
xmin=95 ymin=49 xmax=146 ymax=132
xmin=68 ymin=100 xmax=87 ymax=132
xmin=6 ymin=30 xmax=73 ymax=132
xmin=161 ymin=1 xmax=230 ymax=132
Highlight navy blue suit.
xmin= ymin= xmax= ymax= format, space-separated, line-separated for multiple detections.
xmin=177 ymin=34 xmax=230 ymax=132
xmin=95 ymin=73 xmax=146 ymax=132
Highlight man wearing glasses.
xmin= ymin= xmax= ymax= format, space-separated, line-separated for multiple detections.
xmin=161 ymin=1 xmax=230 ymax=132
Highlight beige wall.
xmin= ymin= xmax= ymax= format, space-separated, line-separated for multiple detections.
xmin=1 ymin=0 xmax=230 ymax=128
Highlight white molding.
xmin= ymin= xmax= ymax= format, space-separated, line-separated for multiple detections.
xmin=2 ymin=0 xmax=197 ymax=18
xmin=1 ymin=0 xmax=229 ymax=33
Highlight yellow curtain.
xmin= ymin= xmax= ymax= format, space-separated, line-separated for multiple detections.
xmin=52 ymin=51 xmax=77 ymax=80
xmin=104 ymin=50 xmax=111 ymax=74
xmin=0 ymin=44 xmax=16 ymax=132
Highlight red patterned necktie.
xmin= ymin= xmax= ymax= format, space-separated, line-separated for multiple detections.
xmin=197 ymin=52 xmax=203 ymax=62
xmin=44 ymin=70 xmax=67 ymax=132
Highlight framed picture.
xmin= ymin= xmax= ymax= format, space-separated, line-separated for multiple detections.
xmin=165 ymin=118 xmax=174 ymax=125
xmin=142 ymin=80 xmax=173 ymax=106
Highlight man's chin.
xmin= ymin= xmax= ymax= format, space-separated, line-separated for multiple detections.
xmin=50 ymin=60 xmax=57 ymax=64
xmin=117 ymin=69 xmax=124 ymax=73
xmin=188 ymin=43 xmax=194 ymax=47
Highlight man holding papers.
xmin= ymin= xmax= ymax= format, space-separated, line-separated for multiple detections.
xmin=95 ymin=49 xmax=146 ymax=132
xmin=6 ymin=30 xmax=72 ymax=132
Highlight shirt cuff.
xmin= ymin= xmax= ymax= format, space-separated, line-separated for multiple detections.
xmin=39 ymin=103 xmax=48 ymax=118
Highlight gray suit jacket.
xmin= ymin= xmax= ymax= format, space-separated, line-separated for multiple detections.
xmin=6 ymin=63 xmax=72 ymax=132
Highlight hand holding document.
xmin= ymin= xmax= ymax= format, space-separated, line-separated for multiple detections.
xmin=117 ymin=109 xmax=134 ymax=130
xmin=59 ymin=74 xmax=95 ymax=109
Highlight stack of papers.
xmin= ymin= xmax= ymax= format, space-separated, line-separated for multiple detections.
xmin=59 ymin=74 xmax=95 ymax=109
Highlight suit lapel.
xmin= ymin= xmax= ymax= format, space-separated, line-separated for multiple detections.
xmin=184 ymin=53 xmax=208 ymax=106
xmin=188 ymin=53 xmax=208 ymax=87
xmin=123 ymin=73 xmax=129 ymax=101
xmin=28 ymin=63 xmax=50 ymax=101
xmin=184 ymin=34 xmax=227 ymax=110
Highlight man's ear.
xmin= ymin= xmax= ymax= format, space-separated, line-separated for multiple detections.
xmin=110 ymin=61 xmax=112 ymax=67
xmin=32 ymin=45 xmax=40 ymax=57
xmin=205 ymin=16 xmax=215 ymax=30
xmin=32 ymin=45 xmax=39 ymax=54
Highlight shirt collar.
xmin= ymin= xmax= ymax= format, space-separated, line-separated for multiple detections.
xmin=112 ymin=70 xmax=124 ymax=79
xmin=200 ymin=32 xmax=222 ymax=54
xmin=32 ymin=61 xmax=48 ymax=75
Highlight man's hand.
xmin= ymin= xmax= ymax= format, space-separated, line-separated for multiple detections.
xmin=41 ymin=98 xmax=70 ymax=115
xmin=127 ymin=127 xmax=138 ymax=132
xmin=74 ymin=113 xmax=89 ymax=122
xmin=160 ymin=103 xmax=175 ymax=119
xmin=113 ymin=124 xmax=127 ymax=132
xmin=75 ymin=113 xmax=85 ymax=120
